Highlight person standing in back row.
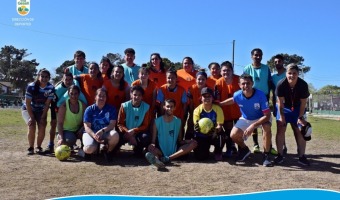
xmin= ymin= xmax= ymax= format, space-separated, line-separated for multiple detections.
xmin=274 ymin=64 xmax=311 ymax=166
xmin=243 ymin=48 xmax=277 ymax=155
xmin=122 ymin=48 xmax=140 ymax=86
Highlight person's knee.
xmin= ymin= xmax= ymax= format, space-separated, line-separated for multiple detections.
xmin=83 ymin=145 xmax=97 ymax=154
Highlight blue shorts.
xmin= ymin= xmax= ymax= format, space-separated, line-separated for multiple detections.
xmin=276 ymin=105 xmax=299 ymax=124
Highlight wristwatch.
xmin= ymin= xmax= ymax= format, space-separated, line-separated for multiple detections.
xmin=298 ymin=116 xmax=305 ymax=120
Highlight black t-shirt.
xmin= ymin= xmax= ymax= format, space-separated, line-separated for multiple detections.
xmin=276 ymin=77 xmax=310 ymax=108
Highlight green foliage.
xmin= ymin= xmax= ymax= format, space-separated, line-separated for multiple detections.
xmin=317 ymin=85 xmax=340 ymax=94
xmin=267 ymin=53 xmax=311 ymax=74
xmin=0 ymin=45 xmax=39 ymax=95
xmin=53 ymin=60 xmax=75 ymax=83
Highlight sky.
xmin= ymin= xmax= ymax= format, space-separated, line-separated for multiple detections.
xmin=1 ymin=0 xmax=340 ymax=90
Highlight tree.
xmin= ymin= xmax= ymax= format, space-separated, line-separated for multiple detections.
xmin=317 ymin=85 xmax=340 ymax=95
xmin=146 ymin=57 xmax=201 ymax=71
xmin=267 ymin=53 xmax=311 ymax=74
xmin=0 ymin=45 xmax=39 ymax=95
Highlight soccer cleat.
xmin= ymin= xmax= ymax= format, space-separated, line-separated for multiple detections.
xmin=263 ymin=159 xmax=273 ymax=167
xmin=235 ymin=147 xmax=251 ymax=162
xmin=270 ymin=147 xmax=278 ymax=155
xmin=298 ymin=155 xmax=310 ymax=166
xmin=160 ymin=156 xmax=171 ymax=164
xmin=27 ymin=147 xmax=34 ymax=155
xmin=253 ymin=145 xmax=261 ymax=153
xmin=35 ymin=147 xmax=44 ymax=155
xmin=44 ymin=145 xmax=54 ymax=154
xmin=274 ymin=155 xmax=284 ymax=164
xmin=145 ymin=152 xmax=165 ymax=168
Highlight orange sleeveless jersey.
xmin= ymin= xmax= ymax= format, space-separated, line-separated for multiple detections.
xmin=215 ymin=75 xmax=241 ymax=121
xmin=159 ymin=84 xmax=187 ymax=120
xmin=206 ymin=76 xmax=220 ymax=89
xmin=103 ymin=79 xmax=129 ymax=110
xmin=78 ymin=74 xmax=103 ymax=105
xmin=177 ymin=69 xmax=198 ymax=92
xmin=187 ymin=84 xmax=213 ymax=109
xmin=148 ymin=70 xmax=167 ymax=88
xmin=131 ymin=79 xmax=157 ymax=110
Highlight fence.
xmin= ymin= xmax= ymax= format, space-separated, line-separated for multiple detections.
xmin=311 ymin=94 xmax=340 ymax=115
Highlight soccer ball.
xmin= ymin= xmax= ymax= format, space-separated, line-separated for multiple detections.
xmin=55 ymin=145 xmax=71 ymax=161
xmin=198 ymin=118 xmax=214 ymax=134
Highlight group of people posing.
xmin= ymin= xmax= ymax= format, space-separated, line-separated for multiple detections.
xmin=21 ymin=47 xmax=311 ymax=168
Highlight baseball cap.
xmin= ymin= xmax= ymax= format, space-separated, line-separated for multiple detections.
xmin=201 ymin=87 xmax=214 ymax=96
xmin=300 ymin=122 xmax=312 ymax=141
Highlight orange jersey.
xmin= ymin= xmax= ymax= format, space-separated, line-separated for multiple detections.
xmin=158 ymin=84 xmax=187 ymax=120
xmin=148 ymin=70 xmax=167 ymax=88
xmin=131 ymin=79 xmax=157 ymax=111
xmin=215 ymin=75 xmax=241 ymax=121
xmin=177 ymin=69 xmax=198 ymax=92
xmin=77 ymin=74 xmax=103 ymax=105
xmin=206 ymin=76 xmax=220 ymax=89
xmin=102 ymin=79 xmax=129 ymax=110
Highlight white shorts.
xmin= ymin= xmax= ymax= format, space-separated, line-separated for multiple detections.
xmin=235 ymin=117 xmax=272 ymax=132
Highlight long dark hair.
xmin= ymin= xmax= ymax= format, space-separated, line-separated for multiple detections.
xmin=149 ymin=53 xmax=165 ymax=72
xmin=100 ymin=56 xmax=114 ymax=78
xmin=112 ymin=65 xmax=126 ymax=91
xmin=33 ymin=68 xmax=51 ymax=96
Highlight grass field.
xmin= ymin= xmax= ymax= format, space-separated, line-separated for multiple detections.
xmin=0 ymin=108 xmax=339 ymax=200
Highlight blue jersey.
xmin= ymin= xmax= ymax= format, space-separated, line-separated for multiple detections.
xmin=122 ymin=63 xmax=140 ymax=86
xmin=155 ymin=116 xmax=181 ymax=157
xmin=243 ymin=64 xmax=272 ymax=95
xmin=23 ymin=82 xmax=55 ymax=112
xmin=83 ymin=104 xmax=117 ymax=133
xmin=233 ymin=89 xmax=270 ymax=120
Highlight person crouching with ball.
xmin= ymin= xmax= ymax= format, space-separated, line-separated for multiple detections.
xmin=193 ymin=87 xmax=225 ymax=161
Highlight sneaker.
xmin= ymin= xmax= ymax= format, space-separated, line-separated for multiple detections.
xmin=145 ymin=152 xmax=165 ymax=168
xmin=27 ymin=147 xmax=34 ymax=155
xmin=214 ymin=153 xmax=223 ymax=161
xmin=44 ymin=145 xmax=54 ymax=154
xmin=263 ymin=155 xmax=273 ymax=167
xmin=270 ymin=147 xmax=278 ymax=155
xmin=298 ymin=155 xmax=310 ymax=166
xmin=223 ymin=149 xmax=233 ymax=158
xmin=274 ymin=155 xmax=284 ymax=164
xmin=35 ymin=147 xmax=44 ymax=155
xmin=77 ymin=149 xmax=85 ymax=158
xmin=160 ymin=156 xmax=171 ymax=164
xmin=235 ymin=146 xmax=251 ymax=162
xmin=253 ymin=145 xmax=261 ymax=153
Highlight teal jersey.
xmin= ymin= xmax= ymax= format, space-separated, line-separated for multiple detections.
xmin=122 ymin=63 xmax=140 ymax=86
xmin=243 ymin=64 xmax=272 ymax=95
xmin=155 ymin=116 xmax=181 ymax=157
xmin=122 ymin=100 xmax=149 ymax=129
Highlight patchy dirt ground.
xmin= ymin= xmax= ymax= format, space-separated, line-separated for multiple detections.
xmin=0 ymin=110 xmax=339 ymax=200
